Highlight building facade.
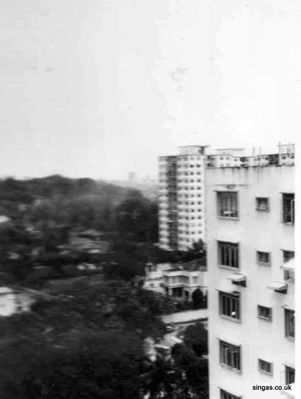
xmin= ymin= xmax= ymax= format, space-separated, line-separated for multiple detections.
xmin=143 ymin=260 xmax=207 ymax=301
xmin=0 ymin=287 xmax=35 ymax=317
xmin=159 ymin=146 xmax=207 ymax=251
xmin=207 ymin=164 xmax=295 ymax=399
xmin=159 ymin=143 xmax=295 ymax=252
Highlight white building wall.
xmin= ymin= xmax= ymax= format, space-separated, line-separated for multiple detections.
xmin=158 ymin=146 xmax=207 ymax=251
xmin=0 ymin=290 xmax=16 ymax=316
xmin=207 ymin=166 xmax=295 ymax=399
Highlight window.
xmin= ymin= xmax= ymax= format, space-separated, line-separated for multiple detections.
xmin=217 ymin=192 xmax=238 ymax=218
xmin=282 ymin=251 xmax=295 ymax=281
xmin=282 ymin=193 xmax=294 ymax=224
xmin=258 ymin=359 xmax=272 ymax=375
xmin=256 ymin=197 xmax=269 ymax=211
xmin=285 ymin=366 xmax=295 ymax=385
xmin=283 ymin=250 xmax=294 ymax=263
xmin=219 ymin=341 xmax=241 ymax=371
xmin=220 ymin=389 xmax=241 ymax=399
xmin=258 ymin=305 xmax=272 ymax=321
xmin=285 ymin=309 xmax=295 ymax=338
xmin=219 ymin=292 xmax=240 ymax=320
xmin=218 ymin=241 xmax=239 ymax=268
xmin=257 ymin=251 xmax=270 ymax=265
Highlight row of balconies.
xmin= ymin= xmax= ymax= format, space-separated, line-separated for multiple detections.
xmin=159 ymin=197 xmax=203 ymax=203
xmin=178 ymin=232 xmax=203 ymax=237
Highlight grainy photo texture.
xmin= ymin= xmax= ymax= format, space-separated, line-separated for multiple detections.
xmin=0 ymin=1 xmax=299 ymax=398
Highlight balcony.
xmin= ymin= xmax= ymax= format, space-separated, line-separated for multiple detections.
xmin=267 ymin=281 xmax=288 ymax=294
xmin=228 ymin=273 xmax=247 ymax=287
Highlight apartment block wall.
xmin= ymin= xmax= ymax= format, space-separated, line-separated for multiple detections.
xmin=207 ymin=166 xmax=295 ymax=399
xmin=176 ymin=146 xmax=207 ymax=250
xmin=158 ymin=146 xmax=207 ymax=251
xmin=158 ymin=156 xmax=178 ymax=250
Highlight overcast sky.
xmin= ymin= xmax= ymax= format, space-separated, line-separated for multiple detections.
xmin=0 ymin=0 xmax=300 ymax=180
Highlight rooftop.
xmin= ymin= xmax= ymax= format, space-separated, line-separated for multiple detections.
xmin=0 ymin=287 xmax=13 ymax=295
xmin=163 ymin=259 xmax=206 ymax=273
xmin=181 ymin=259 xmax=207 ymax=271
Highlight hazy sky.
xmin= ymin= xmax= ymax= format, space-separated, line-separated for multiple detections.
xmin=0 ymin=0 xmax=300 ymax=180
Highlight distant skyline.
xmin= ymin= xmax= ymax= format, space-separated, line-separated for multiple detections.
xmin=0 ymin=0 xmax=300 ymax=180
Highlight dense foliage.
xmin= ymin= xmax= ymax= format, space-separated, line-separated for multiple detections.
xmin=0 ymin=277 xmax=165 ymax=399
xmin=0 ymin=175 xmax=209 ymax=398
xmin=0 ymin=176 xmax=159 ymax=284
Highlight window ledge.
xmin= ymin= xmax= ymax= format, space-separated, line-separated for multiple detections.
xmin=285 ymin=336 xmax=295 ymax=342
xmin=217 ymin=216 xmax=240 ymax=221
xmin=258 ymin=316 xmax=272 ymax=322
xmin=219 ymin=265 xmax=240 ymax=271
xmin=257 ymin=262 xmax=271 ymax=267
xmin=256 ymin=208 xmax=270 ymax=212
xmin=258 ymin=369 xmax=273 ymax=377
xmin=220 ymin=363 xmax=242 ymax=374
xmin=220 ymin=314 xmax=241 ymax=324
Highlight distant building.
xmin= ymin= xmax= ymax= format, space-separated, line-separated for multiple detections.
xmin=0 ymin=215 xmax=11 ymax=225
xmin=207 ymin=148 xmax=245 ymax=168
xmin=144 ymin=259 xmax=207 ymax=301
xmin=143 ymin=262 xmax=169 ymax=294
xmin=207 ymin=157 xmax=295 ymax=398
xmin=67 ymin=230 xmax=111 ymax=255
xmin=158 ymin=146 xmax=207 ymax=251
xmin=0 ymin=287 xmax=35 ymax=317
xmin=128 ymin=172 xmax=137 ymax=183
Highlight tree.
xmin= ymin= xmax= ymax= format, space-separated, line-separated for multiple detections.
xmin=183 ymin=323 xmax=208 ymax=357
xmin=115 ymin=197 xmax=158 ymax=242
xmin=0 ymin=278 xmax=166 ymax=399
xmin=191 ymin=239 xmax=205 ymax=254
xmin=171 ymin=344 xmax=208 ymax=398
xmin=191 ymin=289 xmax=203 ymax=309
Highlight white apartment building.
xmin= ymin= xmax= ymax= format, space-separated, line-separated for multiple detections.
xmin=207 ymin=162 xmax=295 ymax=399
xmin=158 ymin=145 xmax=207 ymax=251
xmin=207 ymin=148 xmax=245 ymax=168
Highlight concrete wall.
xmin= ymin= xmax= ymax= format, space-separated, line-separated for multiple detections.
xmin=207 ymin=166 xmax=295 ymax=399
xmin=176 ymin=153 xmax=207 ymax=250
xmin=161 ymin=308 xmax=208 ymax=325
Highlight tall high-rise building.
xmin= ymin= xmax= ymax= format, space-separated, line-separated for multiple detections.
xmin=206 ymin=158 xmax=295 ymax=398
xmin=158 ymin=145 xmax=207 ymax=251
